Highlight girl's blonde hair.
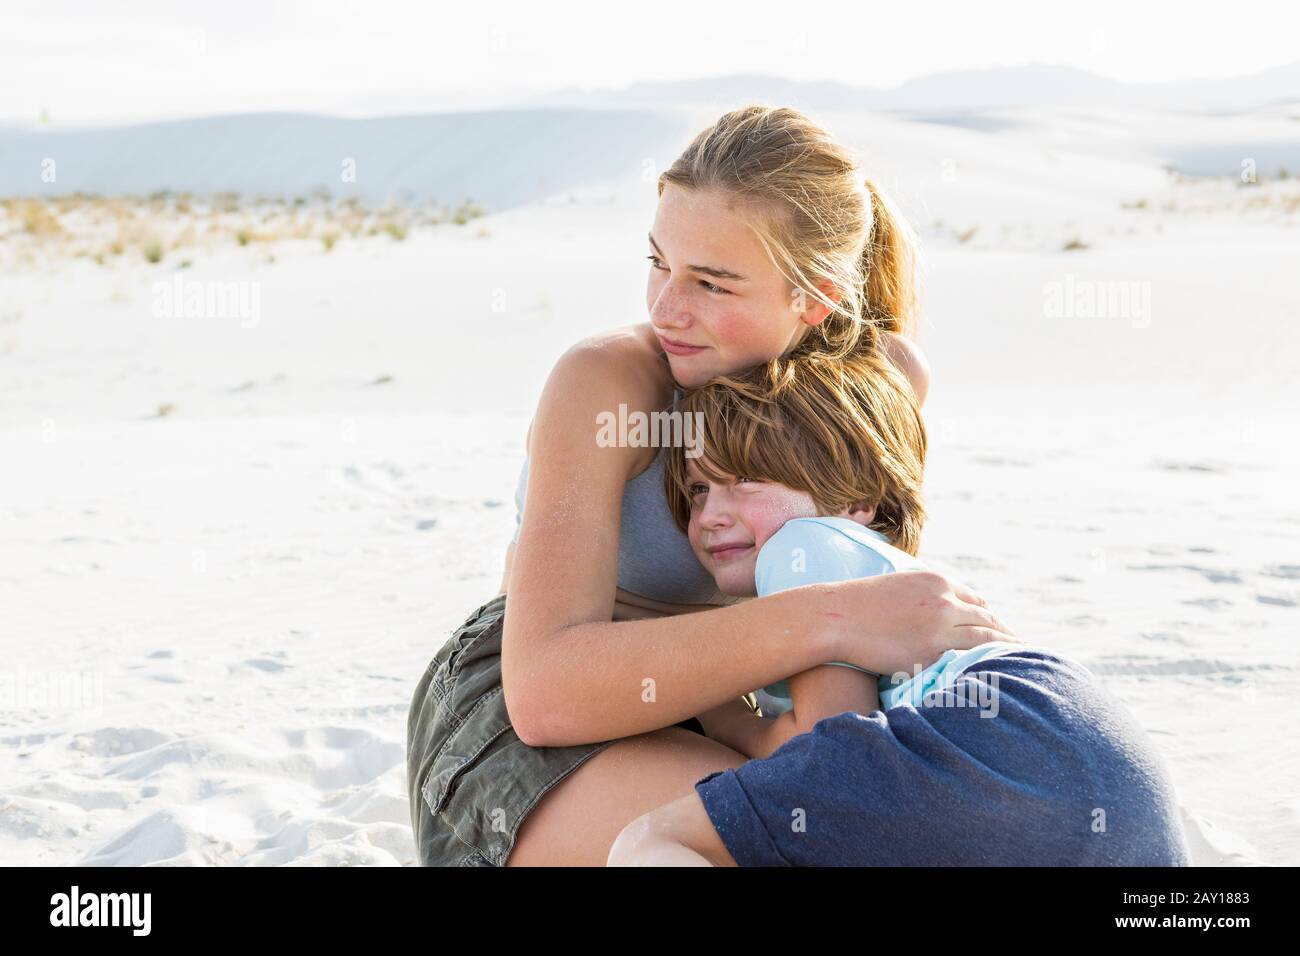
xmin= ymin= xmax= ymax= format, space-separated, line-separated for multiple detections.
xmin=664 ymin=350 xmax=927 ymax=555
xmin=658 ymin=104 xmax=920 ymax=360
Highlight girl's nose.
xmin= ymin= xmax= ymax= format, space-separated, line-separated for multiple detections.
xmin=650 ymin=281 xmax=693 ymax=331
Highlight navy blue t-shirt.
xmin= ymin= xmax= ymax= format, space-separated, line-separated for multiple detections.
xmin=695 ymin=647 xmax=1190 ymax=866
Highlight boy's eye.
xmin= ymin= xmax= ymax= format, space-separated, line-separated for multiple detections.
xmin=687 ymin=482 xmax=708 ymax=502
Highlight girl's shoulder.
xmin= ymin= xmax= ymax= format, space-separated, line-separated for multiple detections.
xmin=755 ymin=516 xmax=925 ymax=596
xmin=524 ymin=323 xmax=673 ymax=476
xmin=880 ymin=332 xmax=931 ymax=405
xmin=557 ymin=323 xmax=672 ymax=399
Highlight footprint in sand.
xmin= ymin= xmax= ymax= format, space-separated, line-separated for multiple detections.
xmin=244 ymin=657 xmax=291 ymax=673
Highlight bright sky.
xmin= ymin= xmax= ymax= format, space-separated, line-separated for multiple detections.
xmin=4 ymin=0 xmax=1298 ymax=125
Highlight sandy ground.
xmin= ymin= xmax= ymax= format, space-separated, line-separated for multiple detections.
xmin=2 ymin=104 xmax=1298 ymax=865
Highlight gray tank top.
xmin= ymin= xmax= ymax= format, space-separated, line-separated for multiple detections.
xmin=510 ymin=405 xmax=722 ymax=605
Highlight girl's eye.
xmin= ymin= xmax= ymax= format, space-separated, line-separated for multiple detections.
xmin=646 ymin=255 xmax=730 ymax=295
xmin=736 ymin=476 xmax=757 ymax=485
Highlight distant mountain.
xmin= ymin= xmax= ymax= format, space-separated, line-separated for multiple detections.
xmin=519 ymin=74 xmax=880 ymax=112
xmin=523 ymin=62 xmax=1300 ymax=113
xmin=1142 ymin=59 xmax=1300 ymax=111
xmin=0 ymin=109 xmax=689 ymax=208
xmin=885 ymin=64 xmax=1123 ymax=110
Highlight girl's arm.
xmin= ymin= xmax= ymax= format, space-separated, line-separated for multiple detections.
xmin=502 ymin=329 xmax=1011 ymax=748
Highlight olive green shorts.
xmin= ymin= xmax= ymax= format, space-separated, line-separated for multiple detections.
xmin=406 ymin=592 xmax=751 ymax=866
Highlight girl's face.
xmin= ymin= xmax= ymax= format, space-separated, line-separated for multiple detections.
xmin=646 ymin=185 xmax=826 ymax=387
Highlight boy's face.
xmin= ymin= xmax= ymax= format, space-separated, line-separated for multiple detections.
xmin=683 ymin=458 xmax=821 ymax=597
xmin=685 ymin=458 xmax=879 ymax=596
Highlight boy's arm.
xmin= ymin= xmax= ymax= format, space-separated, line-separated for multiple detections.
xmin=751 ymin=666 xmax=879 ymax=758
xmin=788 ymin=665 xmax=880 ymax=733
xmin=607 ymin=791 xmax=738 ymax=867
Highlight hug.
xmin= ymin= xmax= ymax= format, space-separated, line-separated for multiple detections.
xmin=406 ymin=103 xmax=1190 ymax=867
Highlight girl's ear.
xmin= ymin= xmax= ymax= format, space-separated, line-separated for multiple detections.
xmin=794 ymin=281 xmax=845 ymax=329
xmin=839 ymin=501 xmax=877 ymax=526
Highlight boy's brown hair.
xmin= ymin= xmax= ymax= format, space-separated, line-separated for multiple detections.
xmin=664 ymin=350 xmax=927 ymax=555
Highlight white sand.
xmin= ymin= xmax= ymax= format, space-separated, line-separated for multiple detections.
xmin=2 ymin=103 xmax=1298 ymax=865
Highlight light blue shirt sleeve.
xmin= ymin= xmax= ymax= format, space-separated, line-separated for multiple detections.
xmin=750 ymin=516 xmax=1017 ymax=714
xmin=755 ymin=518 xmax=902 ymax=596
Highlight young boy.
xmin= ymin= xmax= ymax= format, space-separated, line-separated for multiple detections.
xmin=607 ymin=352 xmax=1190 ymax=866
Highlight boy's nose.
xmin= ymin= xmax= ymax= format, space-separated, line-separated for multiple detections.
xmin=697 ymin=496 xmax=734 ymax=529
